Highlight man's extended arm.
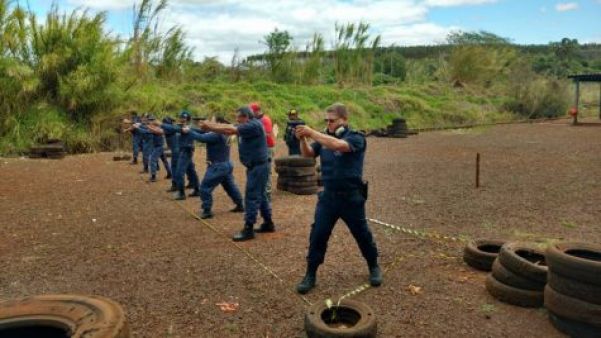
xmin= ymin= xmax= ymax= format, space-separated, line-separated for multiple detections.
xmin=296 ymin=125 xmax=351 ymax=154
xmin=200 ymin=121 xmax=238 ymax=135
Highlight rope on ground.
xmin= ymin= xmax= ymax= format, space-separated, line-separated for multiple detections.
xmin=135 ymin=173 xmax=312 ymax=306
xmin=367 ymin=218 xmax=469 ymax=244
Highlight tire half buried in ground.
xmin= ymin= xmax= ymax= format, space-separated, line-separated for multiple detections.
xmin=0 ymin=294 xmax=130 ymax=338
xmin=305 ymin=299 xmax=377 ymax=338
xmin=463 ymin=239 xmax=505 ymax=271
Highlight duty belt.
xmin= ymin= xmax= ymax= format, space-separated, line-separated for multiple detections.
xmin=206 ymin=160 xmax=228 ymax=166
xmin=245 ymin=158 xmax=269 ymax=169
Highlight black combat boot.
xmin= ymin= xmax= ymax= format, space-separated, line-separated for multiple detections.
xmin=149 ymin=175 xmax=157 ymax=182
xmin=165 ymin=173 xmax=172 ymax=179
xmin=368 ymin=263 xmax=383 ymax=287
xmin=232 ymin=223 xmax=255 ymax=242
xmin=296 ymin=264 xmax=318 ymax=294
xmin=173 ymin=189 xmax=186 ymax=201
xmin=188 ymin=189 xmax=201 ymax=197
xmin=255 ymin=220 xmax=275 ymax=233
xmin=200 ymin=210 xmax=214 ymax=219
xmin=229 ymin=204 xmax=244 ymax=213
xmin=185 ymin=182 xmax=194 ymax=189
xmin=166 ymin=184 xmax=177 ymax=192
xmin=130 ymin=159 xmax=138 ymax=165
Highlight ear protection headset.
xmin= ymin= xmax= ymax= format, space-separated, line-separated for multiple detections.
xmin=324 ymin=125 xmax=348 ymax=138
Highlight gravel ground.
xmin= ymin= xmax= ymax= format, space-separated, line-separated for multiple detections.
xmin=0 ymin=118 xmax=600 ymax=337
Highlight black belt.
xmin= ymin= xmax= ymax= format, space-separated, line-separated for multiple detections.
xmin=206 ymin=160 xmax=228 ymax=166
xmin=245 ymin=158 xmax=269 ymax=169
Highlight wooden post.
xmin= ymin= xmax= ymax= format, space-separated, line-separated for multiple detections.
xmin=476 ymin=153 xmax=480 ymax=188
xmin=573 ymin=80 xmax=580 ymax=125
xmin=599 ymin=83 xmax=600 ymax=120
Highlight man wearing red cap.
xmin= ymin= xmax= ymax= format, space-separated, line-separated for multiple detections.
xmin=250 ymin=102 xmax=275 ymax=201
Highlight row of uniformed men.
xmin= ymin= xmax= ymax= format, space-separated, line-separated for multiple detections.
xmin=125 ymin=103 xmax=382 ymax=294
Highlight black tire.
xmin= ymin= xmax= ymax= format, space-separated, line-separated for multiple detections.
xmin=46 ymin=152 xmax=66 ymax=159
xmin=388 ymin=133 xmax=408 ymax=138
xmin=463 ymin=239 xmax=506 ymax=271
xmin=392 ymin=118 xmax=406 ymax=123
xmin=29 ymin=153 xmax=44 ymax=159
xmin=548 ymin=312 xmax=601 ymax=338
xmin=276 ymin=166 xmax=316 ymax=177
xmin=491 ymin=259 xmax=545 ymax=291
xmin=548 ymin=271 xmax=601 ymax=305
xmin=545 ymin=285 xmax=601 ymax=327
xmin=305 ymin=299 xmax=377 ymax=338
xmin=498 ymin=242 xmax=548 ymax=284
xmin=113 ymin=156 xmax=121 ymax=161
xmin=40 ymin=144 xmax=65 ymax=153
xmin=287 ymin=174 xmax=317 ymax=182
xmin=121 ymin=154 xmax=132 ymax=161
xmin=547 ymin=242 xmax=601 ymax=286
xmin=287 ymin=180 xmax=318 ymax=188
xmin=287 ymin=186 xmax=319 ymax=195
xmin=274 ymin=156 xmax=315 ymax=167
xmin=0 ymin=294 xmax=130 ymax=338
xmin=276 ymin=182 xmax=287 ymax=191
xmin=485 ymin=274 xmax=543 ymax=307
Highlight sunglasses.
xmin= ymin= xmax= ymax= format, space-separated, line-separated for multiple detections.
xmin=323 ymin=118 xmax=339 ymax=123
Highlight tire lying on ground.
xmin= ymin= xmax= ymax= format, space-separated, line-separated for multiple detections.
xmin=463 ymin=239 xmax=506 ymax=271
xmin=275 ymin=166 xmax=315 ymax=177
xmin=544 ymin=285 xmax=601 ymax=328
xmin=0 ymin=294 xmax=130 ymax=338
xmin=287 ymin=186 xmax=319 ymax=195
xmin=497 ymin=242 xmax=548 ymax=284
xmin=546 ymin=242 xmax=601 ymax=286
xmin=491 ymin=259 xmax=545 ymax=291
xmin=548 ymin=271 xmax=601 ymax=305
xmin=548 ymin=311 xmax=601 ymax=338
xmin=274 ymin=156 xmax=316 ymax=167
xmin=485 ymin=274 xmax=544 ymax=307
xmin=305 ymin=299 xmax=377 ymax=338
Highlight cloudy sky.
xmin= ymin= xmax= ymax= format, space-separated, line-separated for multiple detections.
xmin=29 ymin=0 xmax=601 ymax=63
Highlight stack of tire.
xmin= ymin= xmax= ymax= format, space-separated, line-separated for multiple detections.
xmin=274 ymin=156 xmax=319 ymax=195
xmin=387 ymin=118 xmax=408 ymax=138
xmin=113 ymin=154 xmax=132 ymax=161
xmin=29 ymin=139 xmax=66 ymax=159
xmin=545 ymin=242 xmax=601 ymax=337
xmin=485 ymin=242 xmax=548 ymax=308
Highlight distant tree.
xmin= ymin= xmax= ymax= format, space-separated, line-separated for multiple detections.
xmin=447 ymin=30 xmax=512 ymax=45
xmin=263 ymin=28 xmax=293 ymax=82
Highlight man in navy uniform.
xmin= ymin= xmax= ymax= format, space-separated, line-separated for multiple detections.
xmin=284 ymin=108 xmax=305 ymax=155
xmin=153 ymin=111 xmax=200 ymax=200
xmin=199 ymin=107 xmax=275 ymax=241
xmin=129 ymin=111 xmax=142 ymax=164
xmin=138 ymin=114 xmax=153 ymax=174
xmin=143 ymin=116 xmax=172 ymax=182
xmin=294 ymin=103 xmax=382 ymax=294
xmin=180 ymin=117 xmax=244 ymax=219
xmin=162 ymin=117 xmax=179 ymax=192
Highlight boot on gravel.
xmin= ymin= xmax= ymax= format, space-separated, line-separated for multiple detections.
xmin=229 ymin=204 xmax=245 ymax=213
xmin=232 ymin=223 xmax=255 ymax=242
xmin=297 ymin=265 xmax=317 ymax=294
xmin=255 ymin=220 xmax=276 ymax=233
xmin=174 ymin=190 xmax=186 ymax=201
xmin=368 ymin=264 xmax=383 ymax=287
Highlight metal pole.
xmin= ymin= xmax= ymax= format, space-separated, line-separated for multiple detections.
xmin=573 ymin=80 xmax=580 ymax=125
xmin=599 ymin=83 xmax=600 ymax=120
xmin=475 ymin=153 xmax=480 ymax=188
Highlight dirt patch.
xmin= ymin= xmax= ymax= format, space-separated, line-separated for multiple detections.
xmin=1 ymin=118 xmax=600 ymax=337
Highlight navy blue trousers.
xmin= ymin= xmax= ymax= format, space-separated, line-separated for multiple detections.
xmin=199 ymin=162 xmax=243 ymax=212
xmin=306 ymin=190 xmax=379 ymax=267
xmin=132 ymin=134 xmax=142 ymax=160
xmin=150 ymin=146 xmax=171 ymax=177
xmin=142 ymin=141 xmax=152 ymax=171
xmin=174 ymin=148 xmax=199 ymax=191
xmin=244 ymin=162 xmax=271 ymax=225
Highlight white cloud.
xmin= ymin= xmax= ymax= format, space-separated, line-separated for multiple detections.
xmin=424 ymin=0 xmax=496 ymax=7
xmin=555 ymin=2 xmax=579 ymax=12
xmin=68 ymin=0 xmax=136 ymax=10
xmin=68 ymin=0 xmax=499 ymax=63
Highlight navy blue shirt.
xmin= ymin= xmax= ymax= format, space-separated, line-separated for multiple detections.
xmin=163 ymin=124 xmax=179 ymax=151
xmin=138 ymin=125 xmax=153 ymax=146
xmin=285 ymin=119 xmax=305 ymax=152
xmin=161 ymin=123 xmax=197 ymax=150
xmin=237 ymin=118 xmax=268 ymax=167
xmin=131 ymin=116 xmax=141 ymax=135
xmin=188 ymin=130 xmax=231 ymax=163
xmin=311 ymin=128 xmax=366 ymax=190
